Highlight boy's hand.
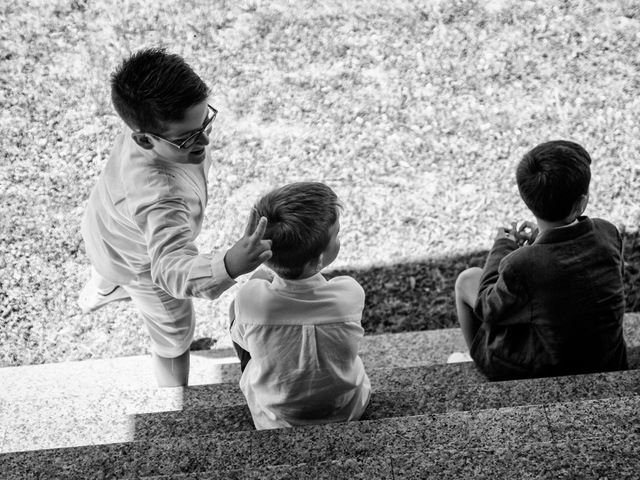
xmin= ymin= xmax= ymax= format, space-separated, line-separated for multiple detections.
xmin=495 ymin=226 xmax=518 ymax=243
xmin=224 ymin=209 xmax=272 ymax=279
xmin=516 ymin=221 xmax=538 ymax=246
xmin=496 ymin=221 xmax=538 ymax=246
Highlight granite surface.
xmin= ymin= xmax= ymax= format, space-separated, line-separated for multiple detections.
xmin=3 ymin=362 xmax=640 ymax=454
xmin=2 ymin=394 xmax=639 ymax=479
xmin=0 ymin=363 xmax=476 ymax=453
xmin=543 ymin=395 xmax=640 ymax=441
xmin=0 ymin=351 xmax=242 ymax=403
xmin=2 ymin=314 xmax=638 ymax=405
xmin=1 ymin=315 xmax=639 ymax=478
xmin=390 ymin=440 xmax=640 ymax=480
xmin=143 ymin=438 xmax=640 ymax=480
xmin=144 ymin=457 xmax=394 ymax=479
xmin=142 ymin=456 xmax=394 ymax=480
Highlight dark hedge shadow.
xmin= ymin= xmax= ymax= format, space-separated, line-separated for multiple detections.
xmin=325 ymin=250 xmax=486 ymax=334
xmin=325 ymin=228 xmax=640 ymax=335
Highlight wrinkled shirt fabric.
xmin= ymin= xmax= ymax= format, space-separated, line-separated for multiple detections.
xmin=231 ymin=273 xmax=371 ymax=430
xmin=81 ymin=128 xmax=234 ymax=300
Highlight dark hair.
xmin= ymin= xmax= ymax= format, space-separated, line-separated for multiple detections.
xmin=516 ymin=140 xmax=591 ymax=221
xmin=110 ymin=48 xmax=209 ymax=133
xmin=255 ymin=182 xmax=342 ymax=279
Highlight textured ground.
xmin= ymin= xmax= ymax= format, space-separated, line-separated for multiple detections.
xmin=1 ymin=0 xmax=639 ymax=366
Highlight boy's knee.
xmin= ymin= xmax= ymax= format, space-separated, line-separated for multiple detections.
xmin=455 ymin=267 xmax=483 ymax=300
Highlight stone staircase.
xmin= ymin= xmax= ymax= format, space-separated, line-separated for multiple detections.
xmin=1 ymin=314 xmax=639 ymax=479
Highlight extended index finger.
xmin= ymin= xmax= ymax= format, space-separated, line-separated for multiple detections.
xmin=250 ymin=216 xmax=268 ymax=242
xmin=243 ymin=208 xmax=259 ymax=237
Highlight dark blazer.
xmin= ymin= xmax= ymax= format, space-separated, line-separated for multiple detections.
xmin=471 ymin=216 xmax=627 ymax=380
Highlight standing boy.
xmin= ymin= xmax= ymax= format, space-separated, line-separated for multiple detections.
xmin=79 ymin=48 xmax=272 ymax=387
xmin=454 ymin=140 xmax=627 ymax=380
xmin=230 ymin=182 xmax=371 ymax=429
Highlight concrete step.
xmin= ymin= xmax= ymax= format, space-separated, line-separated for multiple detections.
xmin=143 ymin=437 xmax=640 ymax=479
xmin=6 ymin=341 xmax=639 ymax=427
xmin=1 ymin=313 xmax=638 ymax=404
xmin=2 ymin=314 xmax=639 ymax=454
xmin=2 ymin=396 xmax=638 ymax=479
xmin=0 ymin=325 xmax=472 ymax=403
xmin=0 ymin=361 xmax=479 ymax=454
xmin=5 ymin=365 xmax=640 ymax=452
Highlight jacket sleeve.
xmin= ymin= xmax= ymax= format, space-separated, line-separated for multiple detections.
xmin=134 ymin=198 xmax=235 ymax=299
xmin=473 ymin=238 xmax=528 ymax=326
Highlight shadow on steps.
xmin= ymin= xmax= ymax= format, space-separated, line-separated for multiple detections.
xmin=127 ymin=345 xmax=640 ymax=440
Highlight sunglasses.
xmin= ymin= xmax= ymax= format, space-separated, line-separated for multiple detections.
xmin=139 ymin=104 xmax=218 ymax=150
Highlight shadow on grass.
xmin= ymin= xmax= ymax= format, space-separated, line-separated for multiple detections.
xmin=326 ymin=250 xmax=487 ymax=334
xmin=325 ymin=228 xmax=640 ymax=335
xmin=187 ymin=229 xmax=640 ymax=347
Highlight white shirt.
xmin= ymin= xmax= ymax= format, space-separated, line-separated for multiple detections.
xmin=231 ymin=273 xmax=371 ymax=430
xmin=81 ymin=128 xmax=234 ymax=299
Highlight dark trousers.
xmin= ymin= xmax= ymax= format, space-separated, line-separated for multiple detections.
xmin=232 ymin=340 xmax=251 ymax=373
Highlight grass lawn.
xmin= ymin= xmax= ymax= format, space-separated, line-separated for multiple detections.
xmin=1 ymin=0 xmax=639 ymax=367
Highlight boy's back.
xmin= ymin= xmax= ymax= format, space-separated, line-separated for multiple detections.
xmin=229 ymin=182 xmax=371 ymax=429
xmin=472 ymin=218 xmax=627 ymax=380
xmin=456 ymin=140 xmax=628 ymax=381
xmin=232 ymin=273 xmax=370 ymax=429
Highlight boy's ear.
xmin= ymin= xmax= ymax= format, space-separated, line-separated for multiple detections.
xmin=131 ymin=132 xmax=154 ymax=150
xmin=576 ymin=193 xmax=589 ymax=216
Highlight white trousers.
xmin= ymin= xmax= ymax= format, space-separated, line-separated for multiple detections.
xmin=92 ymin=268 xmax=195 ymax=358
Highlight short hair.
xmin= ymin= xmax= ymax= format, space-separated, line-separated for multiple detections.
xmin=110 ymin=48 xmax=209 ymax=133
xmin=516 ymin=140 xmax=591 ymax=221
xmin=255 ymin=182 xmax=342 ymax=279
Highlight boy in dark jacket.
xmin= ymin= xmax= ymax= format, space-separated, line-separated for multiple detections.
xmin=454 ymin=140 xmax=627 ymax=380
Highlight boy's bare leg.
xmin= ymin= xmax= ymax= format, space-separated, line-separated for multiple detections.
xmin=151 ymin=350 xmax=190 ymax=387
xmin=455 ymin=267 xmax=483 ymax=349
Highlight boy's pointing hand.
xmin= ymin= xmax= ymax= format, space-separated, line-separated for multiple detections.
xmin=224 ymin=209 xmax=273 ymax=279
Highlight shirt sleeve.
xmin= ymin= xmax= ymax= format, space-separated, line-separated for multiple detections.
xmin=473 ymin=238 xmax=527 ymax=326
xmin=329 ymin=276 xmax=366 ymax=322
xmin=134 ymin=198 xmax=235 ymax=300
xmin=230 ymin=298 xmax=249 ymax=350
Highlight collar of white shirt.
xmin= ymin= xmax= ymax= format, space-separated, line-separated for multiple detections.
xmin=271 ymin=272 xmax=327 ymax=292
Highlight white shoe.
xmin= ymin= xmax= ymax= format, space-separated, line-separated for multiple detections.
xmin=78 ymin=281 xmax=131 ymax=314
xmin=447 ymin=351 xmax=473 ymax=363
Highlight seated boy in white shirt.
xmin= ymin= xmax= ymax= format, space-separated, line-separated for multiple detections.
xmin=229 ymin=182 xmax=371 ymax=430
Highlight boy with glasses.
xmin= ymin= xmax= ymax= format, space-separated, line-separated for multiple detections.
xmin=79 ymin=48 xmax=272 ymax=387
